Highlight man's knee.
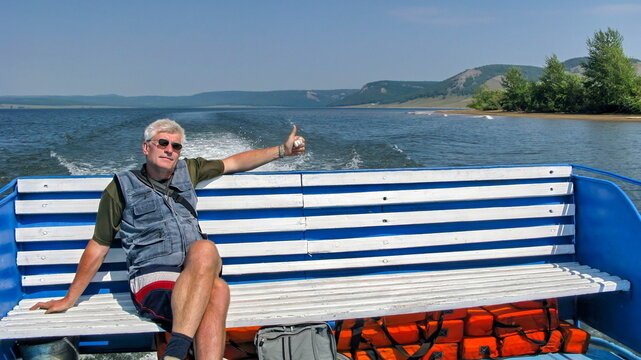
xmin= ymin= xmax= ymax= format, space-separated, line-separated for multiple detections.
xmin=186 ymin=240 xmax=221 ymax=273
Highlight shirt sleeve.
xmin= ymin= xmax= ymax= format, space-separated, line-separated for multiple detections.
xmin=185 ymin=157 xmax=225 ymax=186
xmin=92 ymin=179 xmax=124 ymax=246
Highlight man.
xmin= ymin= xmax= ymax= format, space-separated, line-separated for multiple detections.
xmin=30 ymin=119 xmax=306 ymax=359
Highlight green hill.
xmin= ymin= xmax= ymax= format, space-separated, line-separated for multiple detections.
xmin=330 ymin=57 xmax=641 ymax=107
xmin=330 ymin=64 xmax=542 ymax=106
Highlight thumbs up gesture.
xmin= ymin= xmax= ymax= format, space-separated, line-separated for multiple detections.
xmin=283 ymin=125 xmax=306 ymax=156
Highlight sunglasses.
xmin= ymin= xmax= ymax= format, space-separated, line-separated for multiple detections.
xmin=148 ymin=138 xmax=183 ymax=151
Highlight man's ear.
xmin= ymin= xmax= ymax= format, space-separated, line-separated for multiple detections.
xmin=142 ymin=141 xmax=150 ymax=155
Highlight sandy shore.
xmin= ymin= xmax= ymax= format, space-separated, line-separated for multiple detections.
xmin=437 ymin=109 xmax=641 ymax=122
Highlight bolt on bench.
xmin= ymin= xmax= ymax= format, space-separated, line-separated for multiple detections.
xmin=0 ymin=165 xmax=638 ymax=357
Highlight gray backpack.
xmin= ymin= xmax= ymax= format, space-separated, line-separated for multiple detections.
xmin=254 ymin=323 xmax=340 ymax=360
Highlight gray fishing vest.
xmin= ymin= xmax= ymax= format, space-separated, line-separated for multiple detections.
xmin=115 ymin=160 xmax=203 ymax=277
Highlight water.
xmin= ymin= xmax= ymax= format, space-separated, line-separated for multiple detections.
xmin=2 ymin=107 xmax=641 ymax=204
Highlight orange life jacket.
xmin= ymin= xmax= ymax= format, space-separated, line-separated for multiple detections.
xmin=464 ymin=308 xmax=494 ymax=337
xmin=558 ymin=321 xmax=591 ymax=353
xmin=460 ymin=336 xmax=499 ymax=360
xmin=342 ymin=343 xmax=459 ymax=360
xmin=499 ymin=330 xmax=562 ymax=357
xmin=484 ymin=300 xmax=559 ymax=338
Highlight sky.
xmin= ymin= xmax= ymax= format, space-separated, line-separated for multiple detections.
xmin=3 ymin=0 xmax=641 ymax=96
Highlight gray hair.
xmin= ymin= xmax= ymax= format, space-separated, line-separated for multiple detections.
xmin=144 ymin=119 xmax=186 ymax=142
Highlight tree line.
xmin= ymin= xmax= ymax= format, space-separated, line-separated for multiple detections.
xmin=469 ymin=28 xmax=641 ymax=114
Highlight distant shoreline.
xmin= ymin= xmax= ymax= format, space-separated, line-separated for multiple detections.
xmin=437 ymin=109 xmax=641 ymax=122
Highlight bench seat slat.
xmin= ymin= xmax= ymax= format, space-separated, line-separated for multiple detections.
xmin=308 ymin=224 xmax=574 ymax=254
xmin=304 ymin=182 xmax=573 ymax=208
xmin=1 ymin=262 xmax=627 ymax=339
xmin=16 ymin=174 xmax=302 ymax=193
xmin=16 ymin=194 xmax=303 ymax=215
xmin=227 ymin=274 xmax=624 ymax=313
xmin=229 ymin=262 xmax=592 ymax=292
xmin=301 ymin=166 xmax=572 ymax=187
xmin=306 ymin=204 xmax=574 ymax=230
xmin=22 ymin=271 xmax=129 ymax=287
xmin=16 ymin=225 xmax=95 ymax=242
xmin=199 ymin=217 xmax=305 ymax=234
xmin=222 ymin=245 xmax=575 ymax=275
xmin=16 ymin=217 xmax=305 ymax=243
xmin=229 ymin=268 xmax=613 ymax=305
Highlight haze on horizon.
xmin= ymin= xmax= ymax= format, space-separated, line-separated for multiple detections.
xmin=3 ymin=0 xmax=641 ymax=97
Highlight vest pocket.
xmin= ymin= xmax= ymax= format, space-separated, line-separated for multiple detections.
xmin=131 ymin=190 xmax=162 ymax=227
xmin=128 ymin=227 xmax=172 ymax=265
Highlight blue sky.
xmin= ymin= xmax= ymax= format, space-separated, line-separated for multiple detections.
xmin=3 ymin=1 xmax=641 ymax=96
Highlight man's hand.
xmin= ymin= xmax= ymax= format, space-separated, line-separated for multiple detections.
xmin=283 ymin=125 xmax=305 ymax=156
xmin=30 ymin=296 xmax=75 ymax=314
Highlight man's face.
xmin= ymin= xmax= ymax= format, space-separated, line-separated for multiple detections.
xmin=143 ymin=131 xmax=183 ymax=174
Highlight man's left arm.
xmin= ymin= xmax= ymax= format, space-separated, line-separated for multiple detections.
xmin=222 ymin=125 xmax=305 ymax=174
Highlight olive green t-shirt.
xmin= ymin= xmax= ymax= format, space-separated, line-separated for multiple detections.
xmin=92 ymin=158 xmax=225 ymax=246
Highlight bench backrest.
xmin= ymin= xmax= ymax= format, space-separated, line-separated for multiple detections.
xmin=13 ymin=165 xmax=575 ymax=299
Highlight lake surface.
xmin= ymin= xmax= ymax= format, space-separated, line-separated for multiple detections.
xmin=2 ymin=107 xmax=641 ymax=203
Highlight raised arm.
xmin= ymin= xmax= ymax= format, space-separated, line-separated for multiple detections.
xmin=30 ymin=239 xmax=110 ymax=313
xmin=222 ymin=125 xmax=305 ymax=174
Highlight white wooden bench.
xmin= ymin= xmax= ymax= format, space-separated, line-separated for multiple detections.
xmin=0 ymin=165 xmax=632 ymax=354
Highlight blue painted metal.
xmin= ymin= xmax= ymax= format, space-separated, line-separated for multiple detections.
xmin=0 ymin=182 xmax=21 ymax=360
xmin=572 ymin=172 xmax=641 ymax=353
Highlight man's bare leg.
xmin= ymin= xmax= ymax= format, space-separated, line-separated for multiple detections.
xmin=194 ymin=277 xmax=230 ymax=359
xmin=166 ymin=240 xmax=222 ymax=358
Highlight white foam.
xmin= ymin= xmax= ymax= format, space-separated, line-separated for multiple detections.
xmin=180 ymin=132 xmax=310 ymax=172
xmin=50 ymin=151 xmax=137 ymax=176
xmin=345 ymin=149 xmax=363 ymax=169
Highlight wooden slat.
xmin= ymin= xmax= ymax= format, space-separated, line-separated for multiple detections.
xmin=228 ymin=262 xmax=593 ymax=294
xmin=197 ymin=194 xmax=302 ymax=210
xmin=16 ymin=225 xmax=94 ymax=242
xmin=17 ymin=249 xmax=125 ymax=266
xmin=17 ymin=240 xmax=308 ymax=266
xmin=17 ymin=177 xmax=112 ymax=193
xmin=2 ymin=262 xmax=628 ymax=339
xmin=307 ymin=224 xmax=575 ymax=254
xmin=200 ymin=217 xmax=305 ymax=234
xmin=304 ymin=182 xmax=573 ymax=208
xmin=228 ymin=270 xmax=621 ymax=310
xmin=306 ymin=204 xmax=574 ymax=230
xmin=222 ymin=245 xmax=576 ymax=275
xmin=302 ymin=166 xmax=572 ymax=187
xmin=196 ymin=174 xmax=301 ymax=189
xmin=16 ymin=193 xmax=303 ymax=215
xmin=17 ymin=174 xmax=301 ymax=193
xmin=22 ymin=270 xmax=128 ymax=287
xmin=16 ymin=199 xmax=100 ymax=215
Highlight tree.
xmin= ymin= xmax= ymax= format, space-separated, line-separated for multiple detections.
xmin=533 ymin=55 xmax=586 ymax=113
xmin=583 ymin=28 xmax=641 ymax=113
xmin=501 ymin=67 xmax=532 ymax=111
xmin=468 ymin=85 xmax=505 ymax=111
